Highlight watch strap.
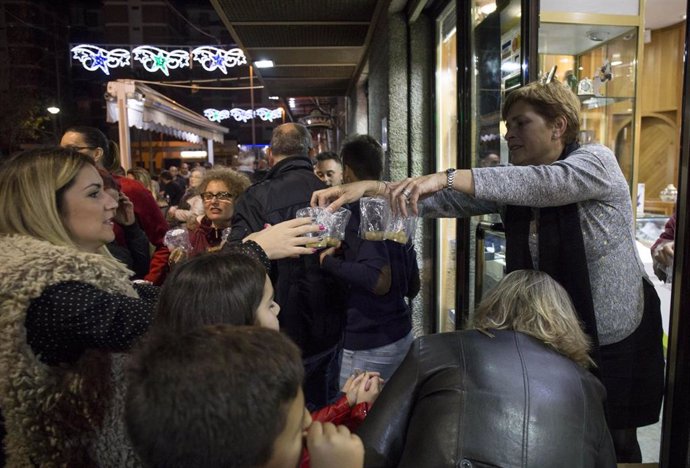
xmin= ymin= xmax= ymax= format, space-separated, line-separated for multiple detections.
xmin=446 ymin=168 xmax=456 ymax=190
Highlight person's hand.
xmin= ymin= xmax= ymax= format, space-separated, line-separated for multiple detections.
xmin=389 ymin=172 xmax=446 ymax=216
xmin=653 ymin=242 xmax=674 ymax=268
xmin=342 ymin=372 xmax=366 ymax=406
xmin=319 ymin=245 xmax=338 ymax=266
xmin=167 ymin=247 xmax=188 ymax=267
xmin=243 ymin=217 xmax=323 ymax=260
xmin=306 ymin=422 xmax=364 ymax=468
xmin=354 ymin=372 xmax=384 ymax=406
xmin=113 ymin=192 xmax=136 ymax=226
xmin=652 ymin=241 xmax=674 ymax=281
xmin=311 ymin=180 xmax=381 ymax=212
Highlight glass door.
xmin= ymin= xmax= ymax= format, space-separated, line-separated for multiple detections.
xmin=462 ymin=0 xmax=538 ymax=311
xmin=435 ymin=1 xmax=458 ymax=332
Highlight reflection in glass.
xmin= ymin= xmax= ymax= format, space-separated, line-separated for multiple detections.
xmin=538 ymin=24 xmax=638 ymax=189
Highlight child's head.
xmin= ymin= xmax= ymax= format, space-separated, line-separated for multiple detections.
xmin=153 ymin=251 xmax=280 ymax=334
xmin=126 ymin=325 xmax=311 ymax=468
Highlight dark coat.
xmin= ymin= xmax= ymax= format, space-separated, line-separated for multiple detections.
xmin=227 ymin=156 xmax=347 ymax=357
xmin=358 ymin=330 xmax=616 ymax=468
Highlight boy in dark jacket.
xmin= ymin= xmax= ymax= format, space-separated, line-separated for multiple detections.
xmin=319 ymin=135 xmax=420 ymax=387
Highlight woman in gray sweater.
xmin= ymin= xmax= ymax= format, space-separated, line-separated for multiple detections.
xmin=311 ymin=80 xmax=664 ymax=463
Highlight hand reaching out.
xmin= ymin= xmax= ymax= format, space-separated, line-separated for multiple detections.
xmin=389 ymin=173 xmax=446 ymax=216
xmin=311 ymin=180 xmax=381 ymax=212
xmin=243 ymin=217 xmax=323 ymax=260
xmin=306 ymin=422 xmax=364 ymax=468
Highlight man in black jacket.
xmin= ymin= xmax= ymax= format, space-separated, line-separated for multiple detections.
xmin=227 ymin=123 xmax=347 ymax=409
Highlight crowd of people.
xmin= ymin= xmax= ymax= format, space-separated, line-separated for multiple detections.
xmin=0 ymin=78 xmax=671 ymax=467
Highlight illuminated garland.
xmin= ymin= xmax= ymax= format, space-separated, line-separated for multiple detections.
xmin=71 ymin=44 xmax=130 ymax=75
xmin=204 ymin=107 xmax=283 ymax=123
xmin=192 ymin=46 xmax=247 ymax=74
xmin=70 ymin=44 xmax=247 ymax=75
xmin=132 ymin=46 xmax=189 ymax=76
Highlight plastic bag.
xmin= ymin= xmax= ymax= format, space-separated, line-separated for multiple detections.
xmin=164 ymin=228 xmax=192 ymax=252
xmin=359 ymin=197 xmax=417 ymax=244
xmin=295 ymin=206 xmax=351 ymax=249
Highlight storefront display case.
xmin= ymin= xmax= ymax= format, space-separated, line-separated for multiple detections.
xmin=539 ymin=23 xmax=640 ymax=187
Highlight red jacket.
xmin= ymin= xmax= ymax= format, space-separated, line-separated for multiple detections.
xmin=299 ymin=395 xmax=370 ymax=468
xmin=112 ymin=176 xmax=170 ymax=285
xmin=188 ymin=216 xmax=225 ymax=255
xmin=651 ymin=214 xmax=676 ymax=251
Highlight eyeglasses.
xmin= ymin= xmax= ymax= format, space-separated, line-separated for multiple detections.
xmin=201 ymin=191 xmax=233 ymax=202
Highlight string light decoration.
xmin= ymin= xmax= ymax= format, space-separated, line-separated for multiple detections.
xmin=191 ymin=46 xmax=247 ymax=74
xmin=70 ymin=44 xmax=249 ymax=75
xmin=71 ymin=44 xmax=130 ymax=75
xmin=254 ymin=108 xmax=283 ymax=122
xmin=204 ymin=107 xmax=283 ymax=123
xmin=204 ymin=109 xmax=231 ymax=123
xmin=132 ymin=46 xmax=189 ymax=76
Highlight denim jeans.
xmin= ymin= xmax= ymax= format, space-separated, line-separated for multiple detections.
xmin=302 ymin=343 xmax=342 ymax=411
xmin=339 ymin=331 xmax=414 ymax=388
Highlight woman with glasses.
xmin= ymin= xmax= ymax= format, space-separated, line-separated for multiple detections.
xmin=187 ymin=167 xmax=251 ymax=256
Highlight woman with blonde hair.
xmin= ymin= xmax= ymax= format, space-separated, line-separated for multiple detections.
xmin=61 ymin=126 xmax=171 ymax=285
xmin=0 ymin=148 xmax=322 ymax=466
xmin=0 ymin=148 xmax=157 ymax=465
xmin=356 ymin=270 xmax=615 ymax=468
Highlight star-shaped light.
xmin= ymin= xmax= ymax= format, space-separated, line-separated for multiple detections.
xmin=153 ymin=54 xmax=170 ymax=75
xmin=92 ymin=53 xmax=110 ymax=74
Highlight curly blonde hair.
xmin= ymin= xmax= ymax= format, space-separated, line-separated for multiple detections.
xmin=199 ymin=167 xmax=251 ymax=199
xmin=470 ymin=270 xmax=594 ymax=368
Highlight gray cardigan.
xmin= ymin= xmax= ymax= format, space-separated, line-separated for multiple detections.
xmin=422 ymin=143 xmax=646 ymax=345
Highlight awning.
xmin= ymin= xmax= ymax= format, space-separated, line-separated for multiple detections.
xmin=105 ymin=79 xmax=228 ymax=169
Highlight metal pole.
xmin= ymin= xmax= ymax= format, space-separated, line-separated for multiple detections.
xmin=207 ymin=138 xmax=214 ymax=165
xmin=107 ymin=81 xmax=133 ymax=171
xmin=250 ymin=65 xmax=256 ymax=157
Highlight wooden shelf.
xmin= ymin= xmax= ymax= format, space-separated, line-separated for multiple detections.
xmin=644 ymin=199 xmax=675 ymax=216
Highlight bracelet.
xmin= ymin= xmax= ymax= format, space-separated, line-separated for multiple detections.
xmin=236 ymin=240 xmax=272 ymax=273
xmin=373 ymin=181 xmax=389 ymax=197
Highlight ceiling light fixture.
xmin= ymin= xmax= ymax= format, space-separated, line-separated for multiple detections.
xmin=585 ymin=30 xmax=609 ymax=42
xmin=254 ymin=59 xmax=274 ymax=68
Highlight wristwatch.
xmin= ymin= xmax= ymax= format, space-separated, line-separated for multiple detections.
xmin=445 ymin=168 xmax=457 ymax=190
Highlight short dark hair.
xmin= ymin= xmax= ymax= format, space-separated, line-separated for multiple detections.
xmin=63 ymin=126 xmax=121 ymax=172
xmin=159 ymin=170 xmax=172 ymax=182
xmin=315 ymin=151 xmax=341 ymax=165
xmin=152 ymin=252 xmax=266 ymax=335
xmin=340 ymin=134 xmax=383 ymax=181
xmin=126 ymin=325 xmax=304 ymax=468
xmin=270 ymin=123 xmax=312 ymax=158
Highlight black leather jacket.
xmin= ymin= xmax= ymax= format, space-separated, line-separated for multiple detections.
xmin=227 ymin=156 xmax=347 ymax=357
xmin=357 ymin=330 xmax=616 ymax=468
